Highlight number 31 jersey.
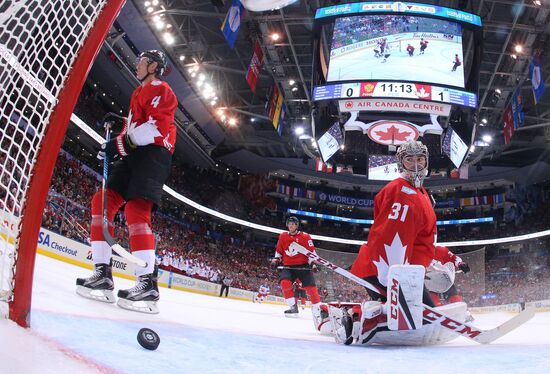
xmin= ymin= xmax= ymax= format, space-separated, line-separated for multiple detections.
xmin=125 ymin=79 xmax=178 ymax=153
xmin=351 ymin=177 xmax=436 ymax=286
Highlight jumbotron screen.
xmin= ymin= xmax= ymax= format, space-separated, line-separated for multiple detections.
xmin=327 ymin=15 xmax=465 ymax=88
xmin=368 ymin=155 xmax=400 ymax=181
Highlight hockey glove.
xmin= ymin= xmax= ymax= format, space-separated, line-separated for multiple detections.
xmin=270 ymin=257 xmax=282 ymax=268
xmin=458 ymin=262 xmax=470 ymax=273
xmin=100 ymin=134 xmax=136 ymax=160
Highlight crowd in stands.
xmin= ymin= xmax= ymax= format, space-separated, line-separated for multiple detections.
xmin=9 ymin=88 xmax=544 ymax=307
xmin=39 ymin=138 xmax=550 ymax=307
xmin=331 ymin=15 xmax=460 ymax=50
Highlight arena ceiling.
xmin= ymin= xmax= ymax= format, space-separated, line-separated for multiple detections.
xmin=91 ymin=1 xmax=550 ymax=173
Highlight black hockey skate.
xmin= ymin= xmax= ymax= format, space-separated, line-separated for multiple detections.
xmin=117 ymin=272 xmax=159 ymax=314
xmin=284 ymin=303 xmax=299 ymax=318
xmin=76 ymin=263 xmax=115 ymax=303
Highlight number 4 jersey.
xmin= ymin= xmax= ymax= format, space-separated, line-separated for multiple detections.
xmin=351 ymin=177 xmax=436 ymax=286
xmin=125 ymin=79 xmax=178 ymax=153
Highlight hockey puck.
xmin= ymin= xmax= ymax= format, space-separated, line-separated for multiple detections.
xmin=137 ymin=328 xmax=160 ymax=350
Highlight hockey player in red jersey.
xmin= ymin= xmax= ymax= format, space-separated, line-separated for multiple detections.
xmin=452 ymin=54 xmax=462 ymax=71
xmin=332 ymin=140 xmax=438 ymax=345
xmin=76 ymin=50 xmax=177 ymax=314
xmin=271 ymin=216 xmax=330 ymax=331
xmin=419 ymin=38 xmax=429 ymax=54
xmin=406 ymin=44 xmax=415 ymax=57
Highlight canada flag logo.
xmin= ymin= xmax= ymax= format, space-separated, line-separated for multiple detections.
xmin=345 ymin=101 xmax=354 ymax=109
xmin=367 ymin=121 xmax=419 ymax=146
xmin=415 ymin=84 xmax=432 ymax=99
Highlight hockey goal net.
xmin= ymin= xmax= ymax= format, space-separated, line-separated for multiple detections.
xmin=0 ymin=0 xmax=125 ymax=327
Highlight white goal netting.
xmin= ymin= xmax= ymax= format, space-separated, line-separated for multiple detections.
xmin=0 ymin=0 xmax=110 ymax=315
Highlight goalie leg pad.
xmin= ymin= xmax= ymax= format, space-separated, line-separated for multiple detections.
xmin=328 ymin=306 xmax=354 ymax=345
xmin=387 ymin=265 xmax=424 ymax=331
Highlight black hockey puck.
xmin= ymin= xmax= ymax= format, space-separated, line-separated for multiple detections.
xmin=137 ymin=328 xmax=160 ymax=350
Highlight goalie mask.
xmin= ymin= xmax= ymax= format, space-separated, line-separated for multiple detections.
xmin=396 ymin=140 xmax=429 ymax=188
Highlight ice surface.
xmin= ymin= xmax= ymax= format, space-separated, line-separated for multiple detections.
xmin=328 ymin=39 xmax=465 ymax=88
xmin=1 ymin=254 xmax=549 ymax=373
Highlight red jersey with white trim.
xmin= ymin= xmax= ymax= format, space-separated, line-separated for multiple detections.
xmin=434 ymin=246 xmax=463 ymax=269
xmin=351 ymin=177 xmax=437 ymax=286
xmin=125 ymin=79 xmax=177 ymax=153
xmin=275 ymin=231 xmax=315 ymax=266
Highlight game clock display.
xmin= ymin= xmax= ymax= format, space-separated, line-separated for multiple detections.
xmin=312 ymin=81 xmax=477 ymax=108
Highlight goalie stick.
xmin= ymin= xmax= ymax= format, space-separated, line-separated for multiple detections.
xmin=101 ymin=120 xmax=147 ymax=268
xmin=289 ymin=242 xmax=534 ymax=344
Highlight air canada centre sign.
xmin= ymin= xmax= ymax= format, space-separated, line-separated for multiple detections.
xmin=339 ymin=98 xmax=452 ymax=116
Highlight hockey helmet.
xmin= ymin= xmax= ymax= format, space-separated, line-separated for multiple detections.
xmin=396 ymin=140 xmax=429 ymax=188
xmin=138 ymin=50 xmax=167 ymax=76
xmin=286 ymin=216 xmax=300 ymax=228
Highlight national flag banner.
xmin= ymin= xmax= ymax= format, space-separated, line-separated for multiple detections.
xmin=272 ymin=93 xmax=284 ymax=131
xmin=530 ymin=56 xmax=545 ymax=105
xmin=315 ymin=158 xmax=326 ymax=172
xmin=306 ymin=190 xmax=317 ymax=200
xmin=326 ymin=162 xmax=333 ymax=173
xmin=494 ymin=194 xmax=504 ymax=204
xmin=459 ymin=164 xmax=468 ymax=179
xmin=267 ymin=85 xmax=279 ymax=121
xmin=502 ymin=105 xmax=515 ymax=145
xmin=511 ymin=88 xmax=524 ymax=129
xmin=246 ymin=40 xmax=264 ymax=92
xmin=221 ymin=0 xmax=245 ymax=49
xmin=277 ymin=103 xmax=286 ymax=137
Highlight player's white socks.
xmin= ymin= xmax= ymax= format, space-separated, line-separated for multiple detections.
xmin=286 ymin=297 xmax=296 ymax=307
xmin=91 ymin=241 xmax=112 ymax=265
xmin=133 ymin=249 xmax=156 ymax=276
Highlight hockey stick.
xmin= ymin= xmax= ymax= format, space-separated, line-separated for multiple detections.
xmin=277 ymin=266 xmax=312 ymax=271
xmin=101 ymin=123 xmax=147 ymax=268
xmin=290 ymin=242 xmax=534 ymax=344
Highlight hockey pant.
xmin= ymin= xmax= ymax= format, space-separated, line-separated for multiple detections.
xmin=90 ymin=189 xmax=156 ymax=275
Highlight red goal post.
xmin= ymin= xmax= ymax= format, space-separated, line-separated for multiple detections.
xmin=0 ymin=0 xmax=125 ymax=328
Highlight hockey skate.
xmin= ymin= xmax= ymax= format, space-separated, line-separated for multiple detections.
xmin=117 ymin=272 xmax=159 ymax=314
xmin=76 ymin=263 xmax=115 ymax=303
xmin=284 ymin=303 xmax=299 ymax=317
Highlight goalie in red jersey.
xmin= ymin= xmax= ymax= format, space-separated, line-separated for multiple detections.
xmin=271 ymin=217 xmax=330 ymax=333
xmin=76 ymin=50 xmax=177 ymax=314
xmin=331 ymin=140 xmax=440 ymax=345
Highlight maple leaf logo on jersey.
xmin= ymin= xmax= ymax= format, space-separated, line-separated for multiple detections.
xmin=127 ymin=115 xmax=162 ymax=146
xmin=373 ymin=233 xmax=409 ymax=286
xmin=286 ymin=241 xmax=301 ymax=257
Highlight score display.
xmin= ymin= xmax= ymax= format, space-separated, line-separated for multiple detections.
xmin=313 ymin=81 xmax=477 ymax=108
